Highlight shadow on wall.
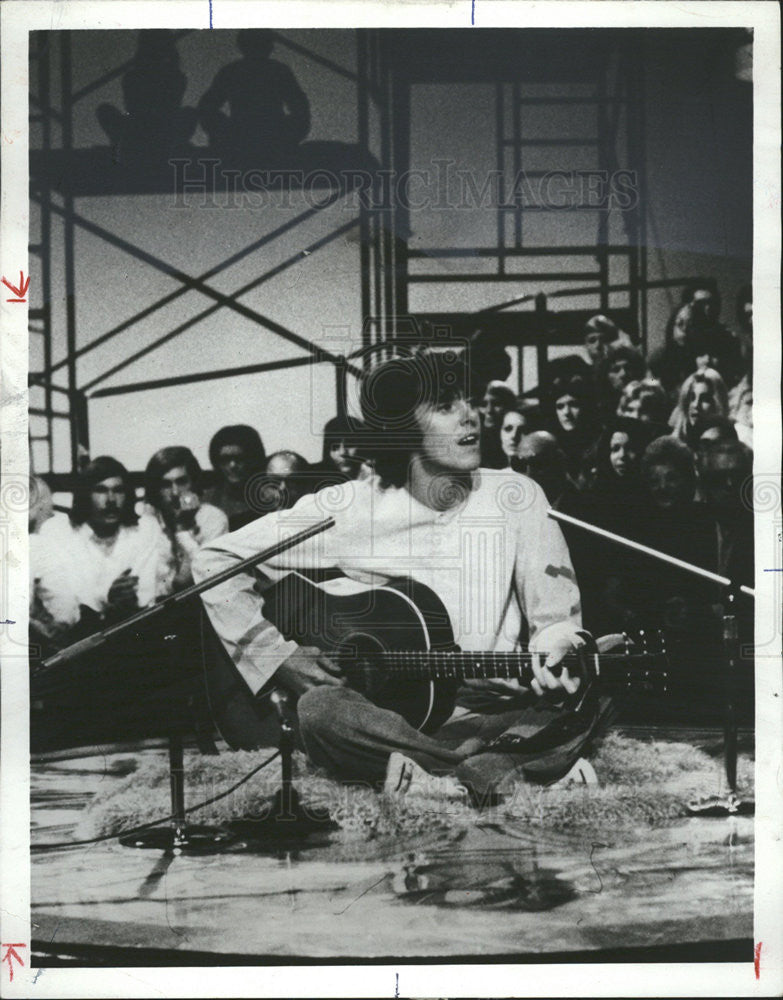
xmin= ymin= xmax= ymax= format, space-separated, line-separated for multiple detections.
xmin=57 ymin=29 xmax=376 ymax=195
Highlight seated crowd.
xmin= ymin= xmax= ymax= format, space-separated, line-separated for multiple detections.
xmin=30 ymin=277 xmax=754 ymax=688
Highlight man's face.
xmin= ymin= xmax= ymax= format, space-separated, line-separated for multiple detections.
xmin=646 ymin=462 xmax=690 ymax=509
xmin=672 ymin=304 xmax=692 ymax=347
xmin=555 ymin=394 xmax=581 ymax=432
xmin=261 ymin=456 xmax=303 ymax=511
xmin=700 ymin=452 xmax=745 ymax=513
xmin=515 ymin=435 xmax=562 ymax=500
xmin=89 ymin=476 xmax=127 ymax=533
xmin=691 ymin=288 xmax=719 ymax=323
xmin=500 ymin=411 xmax=525 ymax=457
xmin=585 ymin=330 xmax=609 ymax=363
xmin=159 ymin=465 xmax=193 ymax=512
xmin=608 ymin=358 xmax=632 ymax=392
xmin=479 ymin=390 xmax=505 ymax=430
xmin=217 ymin=444 xmax=250 ymax=485
xmin=328 ymin=439 xmax=358 ymax=476
xmin=414 ymin=395 xmax=481 ymax=474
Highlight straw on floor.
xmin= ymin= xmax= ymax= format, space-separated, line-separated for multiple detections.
xmin=76 ymin=730 xmax=753 ymax=845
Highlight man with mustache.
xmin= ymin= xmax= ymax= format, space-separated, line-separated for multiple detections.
xmin=33 ymin=456 xmax=171 ymax=644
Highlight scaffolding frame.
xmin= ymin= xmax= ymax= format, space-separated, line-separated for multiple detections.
xmin=30 ymin=28 xmax=671 ymax=477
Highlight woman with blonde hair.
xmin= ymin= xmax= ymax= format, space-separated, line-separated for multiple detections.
xmin=669 ymin=368 xmax=729 ymax=448
xmin=617 ymin=377 xmax=669 ymax=427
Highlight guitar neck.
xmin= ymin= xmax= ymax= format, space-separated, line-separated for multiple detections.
xmin=376 ymin=650 xmax=653 ymax=685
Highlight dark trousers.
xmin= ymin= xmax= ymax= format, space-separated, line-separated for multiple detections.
xmin=297 ymin=686 xmax=606 ymax=798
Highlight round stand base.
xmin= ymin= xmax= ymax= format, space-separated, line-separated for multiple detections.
xmin=228 ymin=786 xmax=338 ymax=847
xmin=119 ymin=823 xmax=237 ymax=853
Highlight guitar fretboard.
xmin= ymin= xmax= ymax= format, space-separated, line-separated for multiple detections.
xmin=347 ymin=650 xmax=658 ymax=683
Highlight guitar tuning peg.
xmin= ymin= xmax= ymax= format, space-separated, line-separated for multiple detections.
xmin=623 ymin=631 xmax=631 ymax=655
xmin=639 ymin=629 xmax=647 ymax=653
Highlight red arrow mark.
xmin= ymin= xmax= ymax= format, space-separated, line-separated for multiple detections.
xmin=2 ymin=271 xmax=30 ymax=302
xmin=1 ymin=943 xmax=26 ymax=983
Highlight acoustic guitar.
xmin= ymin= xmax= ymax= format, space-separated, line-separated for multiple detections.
xmin=262 ymin=573 xmax=670 ymax=733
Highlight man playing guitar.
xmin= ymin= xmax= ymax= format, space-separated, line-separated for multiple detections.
xmin=193 ymin=350 xmax=604 ymax=804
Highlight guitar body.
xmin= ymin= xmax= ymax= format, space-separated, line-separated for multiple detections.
xmin=262 ymin=574 xmax=460 ymax=733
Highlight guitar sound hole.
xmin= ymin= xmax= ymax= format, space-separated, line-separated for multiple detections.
xmin=337 ymin=635 xmax=390 ymax=702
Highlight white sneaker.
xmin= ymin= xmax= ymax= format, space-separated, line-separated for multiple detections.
xmin=547 ymin=757 xmax=598 ymax=789
xmin=384 ymin=752 xmax=468 ymax=802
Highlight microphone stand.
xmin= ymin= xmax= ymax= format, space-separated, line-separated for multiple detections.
xmin=547 ymin=508 xmax=754 ymax=817
xmin=38 ymin=517 xmax=336 ymax=853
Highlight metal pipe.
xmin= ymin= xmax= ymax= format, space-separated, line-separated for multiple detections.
xmin=548 ymin=508 xmax=755 ymax=599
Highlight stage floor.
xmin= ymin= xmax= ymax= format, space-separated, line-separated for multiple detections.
xmin=30 ymin=728 xmax=754 ymax=965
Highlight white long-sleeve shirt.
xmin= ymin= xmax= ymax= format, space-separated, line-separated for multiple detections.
xmin=143 ymin=501 xmax=229 ymax=591
xmin=192 ymin=469 xmax=582 ymax=695
xmin=34 ymin=514 xmax=172 ymax=627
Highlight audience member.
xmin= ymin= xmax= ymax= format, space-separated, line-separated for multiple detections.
xmin=728 ymin=374 xmax=753 ymax=448
xmin=144 ymin=446 xmax=228 ymax=591
xmin=478 ymin=381 xmax=517 ymax=469
xmin=583 ymin=313 xmax=632 ymax=368
xmin=697 ymin=439 xmax=754 ymax=587
xmin=649 ymin=302 xmax=699 ymax=402
xmin=259 ymin=450 xmax=311 ymax=511
xmin=465 ymin=330 xmax=512 ymax=399
xmin=595 ymin=437 xmax=718 ymax=638
xmin=498 ymin=406 xmax=528 ymax=468
xmin=596 ymin=344 xmax=647 ymax=421
xmin=544 ymin=377 xmax=598 ymax=480
xmin=682 ymin=279 xmax=743 ymax=388
xmin=669 ymin=368 xmax=729 ymax=448
xmin=581 ymin=417 xmax=659 ymax=510
xmin=29 ymin=475 xmax=55 ymax=534
xmin=692 ymin=415 xmax=739 ymax=450
xmin=513 ymin=431 xmax=577 ymax=510
xmin=312 ymin=416 xmax=368 ymax=487
xmin=617 ymin=378 xmax=670 ymax=428
xmin=734 ymin=284 xmax=752 ymax=368
xmin=204 ymin=424 xmax=267 ymax=529
xmin=33 ymin=456 xmax=171 ymax=647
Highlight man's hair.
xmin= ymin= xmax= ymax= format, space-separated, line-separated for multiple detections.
xmin=584 ymin=313 xmax=619 ymax=341
xmin=600 ymin=344 xmax=647 ymax=383
xmin=359 ymin=350 xmax=472 ymax=488
xmin=692 ymin=414 xmax=739 ymax=446
xmin=320 ymin=415 xmax=366 ymax=465
xmin=70 ymin=455 xmax=138 ymax=527
xmin=208 ymin=424 xmax=266 ymax=472
xmin=698 ymin=438 xmax=753 ymax=478
xmin=681 ymin=276 xmax=720 ymax=308
xmin=618 ymin=378 xmax=669 ymax=424
xmin=640 ymin=435 xmax=696 ymax=492
xmin=482 ymin=381 xmax=517 ymax=411
xmin=266 ymin=450 xmax=309 ymax=475
xmin=592 ymin=415 xmax=661 ymax=474
xmin=144 ymin=446 xmax=203 ymax=510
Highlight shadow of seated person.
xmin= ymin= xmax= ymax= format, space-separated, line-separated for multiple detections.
xmin=198 ymin=29 xmax=310 ymax=167
xmin=97 ymin=30 xmax=197 ymax=164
